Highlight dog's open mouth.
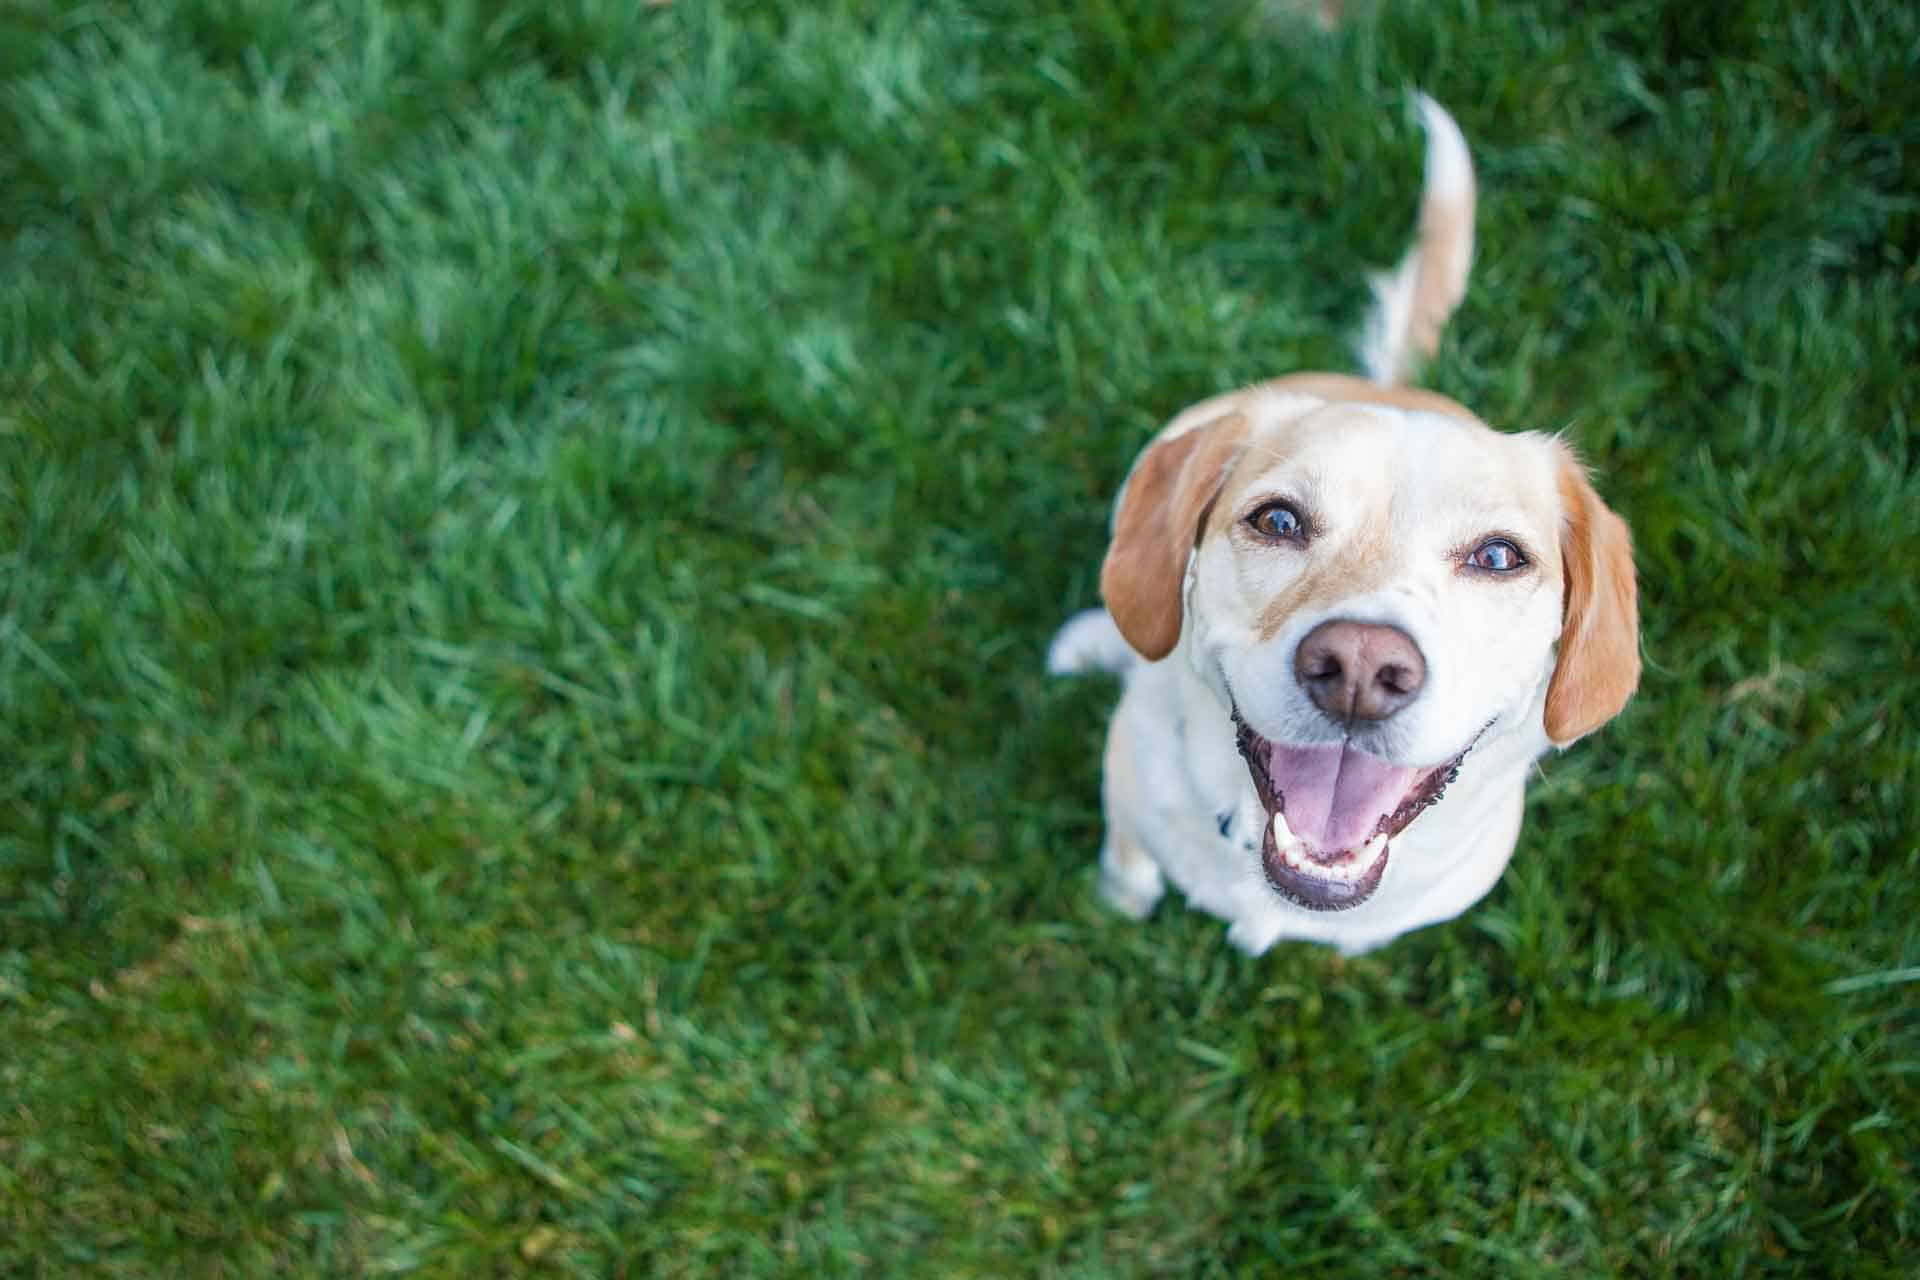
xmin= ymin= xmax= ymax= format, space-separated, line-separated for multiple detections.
xmin=1232 ymin=710 xmax=1470 ymax=912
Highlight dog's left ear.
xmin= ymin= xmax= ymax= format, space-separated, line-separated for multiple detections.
xmin=1545 ymin=451 xmax=1641 ymax=744
xmin=1100 ymin=413 xmax=1249 ymax=661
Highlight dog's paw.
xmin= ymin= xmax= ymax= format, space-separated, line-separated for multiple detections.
xmin=1047 ymin=608 xmax=1136 ymax=677
xmin=1226 ymin=917 xmax=1284 ymax=956
xmin=1098 ymin=863 xmax=1164 ymax=921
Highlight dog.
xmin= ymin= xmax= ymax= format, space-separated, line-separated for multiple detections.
xmin=1048 ymin=97 xmax=1640 ymax=956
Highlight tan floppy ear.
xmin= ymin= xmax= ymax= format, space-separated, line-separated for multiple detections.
xmin=1099 ymin=413 xmax=1249 ymax=661
xmin=1545 ymin=451 xmax=1641 ymax=744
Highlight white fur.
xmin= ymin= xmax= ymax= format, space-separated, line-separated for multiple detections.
xmin=1046 ymin=607 xmax=1136 ymax=677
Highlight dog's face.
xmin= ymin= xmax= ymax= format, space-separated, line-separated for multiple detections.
xmin=1101 ymin=380 xmax=1638 ymax=912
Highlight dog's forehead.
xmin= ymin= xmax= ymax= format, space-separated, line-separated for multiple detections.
xmin=1223 ymin=396 xmax=1561 ymax=534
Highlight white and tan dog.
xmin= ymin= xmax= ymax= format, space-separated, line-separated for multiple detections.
xmin=1049 ymin=98 xmax=1640 ymax=955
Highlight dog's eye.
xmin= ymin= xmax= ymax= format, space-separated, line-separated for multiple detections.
xmin=1467 ymin=538 xmax=1526 ymax=572
xmin=1247 ymin=501 xmax=1308 ymax=543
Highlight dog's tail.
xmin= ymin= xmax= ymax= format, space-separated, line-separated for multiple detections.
xmin=1046 ymin=608 xmax=1137 ymax=678
xmin=1357 ymin=94 xmax=1476 ymax=387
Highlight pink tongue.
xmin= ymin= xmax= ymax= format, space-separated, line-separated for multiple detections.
xmin=1269 ymin=743 xmax=1417 ymax=855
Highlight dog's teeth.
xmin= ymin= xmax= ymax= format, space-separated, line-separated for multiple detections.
xmin=1271 ymin=822 xmax=1385 ymax=884
xmin=1272 ymin=811 xmax=1296 ymax=847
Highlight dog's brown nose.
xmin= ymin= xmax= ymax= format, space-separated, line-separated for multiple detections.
xmin=1295 ymin=620 xmax=1427 ymax=723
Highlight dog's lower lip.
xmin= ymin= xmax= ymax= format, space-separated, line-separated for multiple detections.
xmin=1261 ymin=817 xmax=1391 ymax=911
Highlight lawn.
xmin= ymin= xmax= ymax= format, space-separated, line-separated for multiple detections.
xmin=2 ymin=0 xmax=1915 ymax=1275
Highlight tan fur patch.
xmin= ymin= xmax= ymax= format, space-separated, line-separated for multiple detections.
xmin=1101 ymin=412 xmax=1251 ymax=661
xmin=1251 ymin=521 xmax=1397 ymax=644
xmin=1259 ymin=372 xmax=1482 ymax=422
xmin=1407 ymin=201 xmax=1472 ymax=366
xmin=1544 ymin=457 xmax=1642 ymax=743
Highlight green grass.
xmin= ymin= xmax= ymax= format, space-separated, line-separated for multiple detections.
xmin=2 ymin=0 xmax=1915 ymax=1274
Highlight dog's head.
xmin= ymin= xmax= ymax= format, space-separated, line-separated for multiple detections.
xmin=1100 ymin=376 xmax=1639 ymax=911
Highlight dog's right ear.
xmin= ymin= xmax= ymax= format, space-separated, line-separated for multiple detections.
xmin=1100 ymin=413 xmax=1249 ymax=661
xmin=1544 ymin=452 xmax=1641 ymax=744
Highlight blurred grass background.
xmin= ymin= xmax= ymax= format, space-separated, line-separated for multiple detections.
xmin=1 ymin=0 xmax=1915 ymax=1274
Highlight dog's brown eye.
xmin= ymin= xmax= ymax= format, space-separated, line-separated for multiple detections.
xmin=1467 ymin=538 xmax=1526 ymax=572
xmin=1248 ymin=501 xmax=1307 ymax=543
